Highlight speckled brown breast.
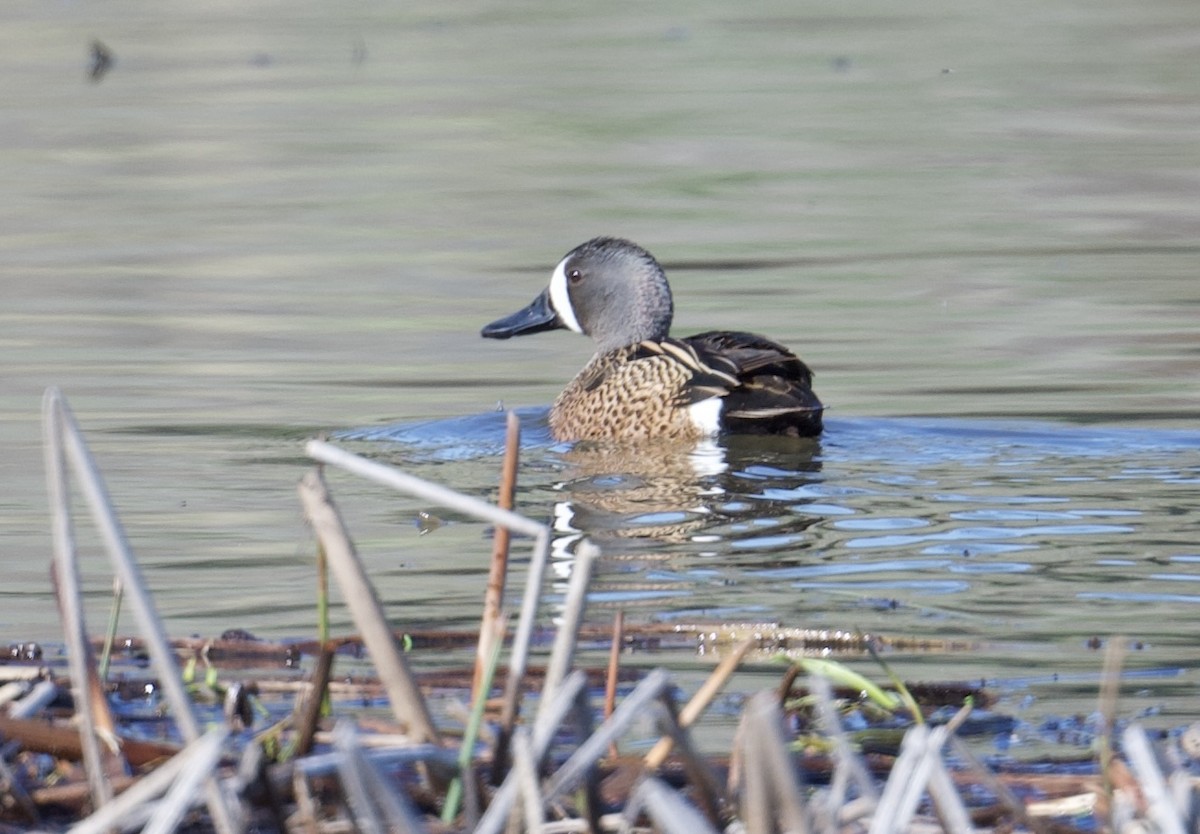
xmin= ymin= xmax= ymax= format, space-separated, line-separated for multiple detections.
xmin=549 ymin=346 xmax=708 ymax=442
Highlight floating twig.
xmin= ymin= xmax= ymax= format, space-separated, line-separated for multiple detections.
xmin=0 ymin=714 xmax=179 ymax=768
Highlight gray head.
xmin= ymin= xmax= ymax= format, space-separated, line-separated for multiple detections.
xmin=481 ymin=237 xmax=674 ymax=353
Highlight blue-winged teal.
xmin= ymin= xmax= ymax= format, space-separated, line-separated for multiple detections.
xmin=482 ymin=237 xmax=824 ymax=442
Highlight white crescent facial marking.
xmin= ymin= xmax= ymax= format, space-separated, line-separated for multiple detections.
xmin=548 ymin=258 xmax=584 ymax=335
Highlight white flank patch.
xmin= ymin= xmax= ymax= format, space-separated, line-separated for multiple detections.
xmin=687 ymin=397 xmax=723 ymax=437
xmin=548 ymin=258 xmax=584 ymax=334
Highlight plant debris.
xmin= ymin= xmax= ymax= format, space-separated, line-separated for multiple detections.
xmin=0 ymin=389 xmax=1193 ymax=833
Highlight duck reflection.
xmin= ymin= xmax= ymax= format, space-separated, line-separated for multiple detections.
xmin=548 ymin=434 xmax=824 ymax=566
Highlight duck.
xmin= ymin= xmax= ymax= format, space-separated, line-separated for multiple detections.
xmin=481 ymin=237 xmax=823 ymax=442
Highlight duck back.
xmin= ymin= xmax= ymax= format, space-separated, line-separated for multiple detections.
xmin=683 ymin=330 xmax=823 ymax=437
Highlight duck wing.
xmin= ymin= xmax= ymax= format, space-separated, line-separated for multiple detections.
xmin=683 ymin=330 xmax=824 ymax=437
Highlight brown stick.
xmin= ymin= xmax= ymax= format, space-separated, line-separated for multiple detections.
xmin=473 ymin=411 xmax=520 ymax=701
xmin=29 ymin=776 xmax=139 ymax=814
xmin=0 ymin=716 xmax=178 ymax=768
xmin=604 ymin=609 xmax=625 ymax=760
xmin=292 ymin=640 xmax=337 ymax=757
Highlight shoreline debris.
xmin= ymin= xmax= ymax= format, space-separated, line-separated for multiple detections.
xmin=0 ymin=389 xmax=1193 ymax=832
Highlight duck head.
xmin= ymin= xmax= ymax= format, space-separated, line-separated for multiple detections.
xmin=482 ymin=237 xmax=675 ymax=354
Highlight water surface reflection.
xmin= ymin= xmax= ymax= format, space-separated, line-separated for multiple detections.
xmin=358 ymin=414 xmax=1200 ymax=652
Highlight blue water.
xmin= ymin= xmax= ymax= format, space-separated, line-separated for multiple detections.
xmin=334 ymin=412 xmax=1200 ymax=754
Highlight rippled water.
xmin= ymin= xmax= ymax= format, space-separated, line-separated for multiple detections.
xmin=348 ymin=413 xmax=1200 ymax=646
xmin=333 ymin=411 xmax=1200 ymax=754
xmin=2 ymin=0 xmax=1199 ymax=758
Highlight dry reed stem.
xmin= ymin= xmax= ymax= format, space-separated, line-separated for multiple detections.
xmin=947 ymin=735 xmax=1045 ymax=834
xmin=1122 ymin=724 xmax=1186 ymax=834
xmin=292 ymin=640 xmax=337 ymax=757
xmin=291 ymin=765 xmax=319 ymax=834
xmin=809 ymin=674 xmax=879 ymax=814
xmin=443 ymin=616 xmax=507 ymax=825
xmin=69 ymin=726 xmax=229 ymax=834
xmin=738 ymin=690 xmax=810 ymax=834
xmin=475 ymin=411 xmax=521 ymax=700
xmin=0 ymin=668 xmax=46 ymax=684
xmin=140 ymin=728 xmax=230 ymax=834
xmin=305 ymin=438 xmax=544 ymax=538
xmin=924 ymin=750 xmax=973 ymax=834
xmin=332 ymin=721 xmax=386 ymax=834
xmin=646 ymin=700 xmax=725 ymax=826
xmin=475 ymin=670 xmax=590 ymax=834
xmin=49 ymin=564 xmax=126 ymax=775
xmin=511 ymin=727 xmax=544 ymax=832
xmin=542 ymin=669 xmax=673 ymax=804
xmin=644 ymin=635 xmax=757 ymax=770
xmin=332 ymin=721 xmax=429 ymax=834
xmin=604 ymin=609 xmax=625 ymax=760
xmin=303 ymin=438 xmax=552 ymax=775
xmin=45 ymin=390 xmax=237 ymax=834
xmin=298 ymin=468 xmax=441 ymax=746
xmin=628 ymin=777 xmax=721 ymax=834
xmin=869 ymin=724 xmax=963 ymax=834
xmin=49 ymin=392 xmax=203 ymax=741
xmin=1098 ymin=636 xmax=1126 ymax=823
xmin=43 ymin=394 xmax=114 ymax=811
xmin=6 ymin=680 xmax=59 ymax=720
xmin=539 ymin=541 xmax=598 ymax=717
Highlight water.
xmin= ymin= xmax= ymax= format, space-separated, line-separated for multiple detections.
xmin=2 ymin=0 xmax=1199 ymax=756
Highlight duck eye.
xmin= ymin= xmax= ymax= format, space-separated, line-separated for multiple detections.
xmin=568 ymin=268 xmax=583 ymax=284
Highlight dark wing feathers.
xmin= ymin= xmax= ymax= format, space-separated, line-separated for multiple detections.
xmin=627 ymin=332 xmax=823 ymax=437
xmin=683 ymin=330 xmax=823 ymax=437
